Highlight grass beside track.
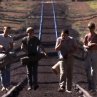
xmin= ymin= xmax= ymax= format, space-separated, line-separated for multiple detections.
xmin=87 ymin=1 xmax=97 ymax=9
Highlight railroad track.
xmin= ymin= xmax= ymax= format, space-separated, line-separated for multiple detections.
xmin=1 ymin=0 xmax=94 ymax=97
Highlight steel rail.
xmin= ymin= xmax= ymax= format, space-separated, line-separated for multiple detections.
xmin=38 ymin=1 xmax=44 ymax=41
xmin=52 ymin=0 xmax=58 ymax=39
xmin=52 ymin=0 xmax=61 ymax=57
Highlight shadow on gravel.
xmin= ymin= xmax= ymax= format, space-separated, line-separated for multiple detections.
xmin=77 ymin=81 xmax=88 ymax=84
xmin=11 ymin=82 xmax=18 ymax=86
xmin=42 ymin=41 xmax=56 ymax=47
xmin=39 ymin=81 xmax=58 ymax=84
xmin=11 ymin=65 xmax=24 ymax=71
xmin=12 ymin=72 xmax=26 ymax=77
xmin=39 ymin=64 xmax=56 ymax=66
xmin=73 ymin=72 xmax=86 ymax=76
xmin=39 ymin=71 xmax=52 ymax=74
xmin=74 ymin=64 xmax=85 ymax=69
xmin=69 ymin=27 xmax=80 ymax=39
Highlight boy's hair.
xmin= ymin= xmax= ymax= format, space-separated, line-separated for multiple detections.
xmin=26 ymin=27 xmax=34 ymax=33
xmin=4 ymin=26 xmax=11 ymax=29
xmin=61 ymin=29 xmax=69 ymax=35
xmin=88 ymin=22 xmax=95 ymax=29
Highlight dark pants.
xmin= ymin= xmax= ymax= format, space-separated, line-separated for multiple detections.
xmin=26 ymin=60 xmax=38 ymax=87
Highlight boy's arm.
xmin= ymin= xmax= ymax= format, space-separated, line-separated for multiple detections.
xmin=55 ymin=38 xmax=63 ymax=51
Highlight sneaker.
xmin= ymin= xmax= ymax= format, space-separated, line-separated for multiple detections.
xmin=34 ymin=85 xmax=39 ymax=90
xmin=1 ymin=87 xmax=6 ymax=91
xmin=27 ymin=86 xmax=32 ymax=91
xmin=51 ymin=68 xmax=58 ymax=75
xmin=66 ymin=90 xmax=72 ymax=93
xmin=58 ymin=88 xmax=65 ymax=92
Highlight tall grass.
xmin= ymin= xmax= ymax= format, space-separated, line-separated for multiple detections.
xmin=87 ymin=1 xmax=97 ymax=9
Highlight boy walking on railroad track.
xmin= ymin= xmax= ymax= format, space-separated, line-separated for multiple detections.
xmin=21 ymin=27 xmax=47 ymax=91
xmin=53 ymin=29 xmax=77 ymax=92
xmin=83 ymin=22 xmax=97 ymax=93
xmin=0 ymin=26 xmax=13 ymax=91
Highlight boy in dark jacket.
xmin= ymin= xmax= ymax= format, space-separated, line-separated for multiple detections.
xmin=21 ymin=27 xmax=46 ymax=91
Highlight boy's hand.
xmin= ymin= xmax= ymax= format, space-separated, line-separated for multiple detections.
xmin=0 ymin=45 xmax=5 ymax=51
xmin=44 ymin=52 xmax=48 ymax=58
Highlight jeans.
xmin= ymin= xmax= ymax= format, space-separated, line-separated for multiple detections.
xmin=85 ymin=50 xmax=97 ymax=91
xmin=26 ymin=60 xmax=38 ymax=87
xmin=0 ymin=64 xmax=10 ymax=88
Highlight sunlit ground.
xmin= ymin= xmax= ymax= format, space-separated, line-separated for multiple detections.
xmin=87 ymin=1 xmax=97 ymax=9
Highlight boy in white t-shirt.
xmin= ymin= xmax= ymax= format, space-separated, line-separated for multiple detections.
xmin=0 ymin=26 xmax=13 ymax=91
